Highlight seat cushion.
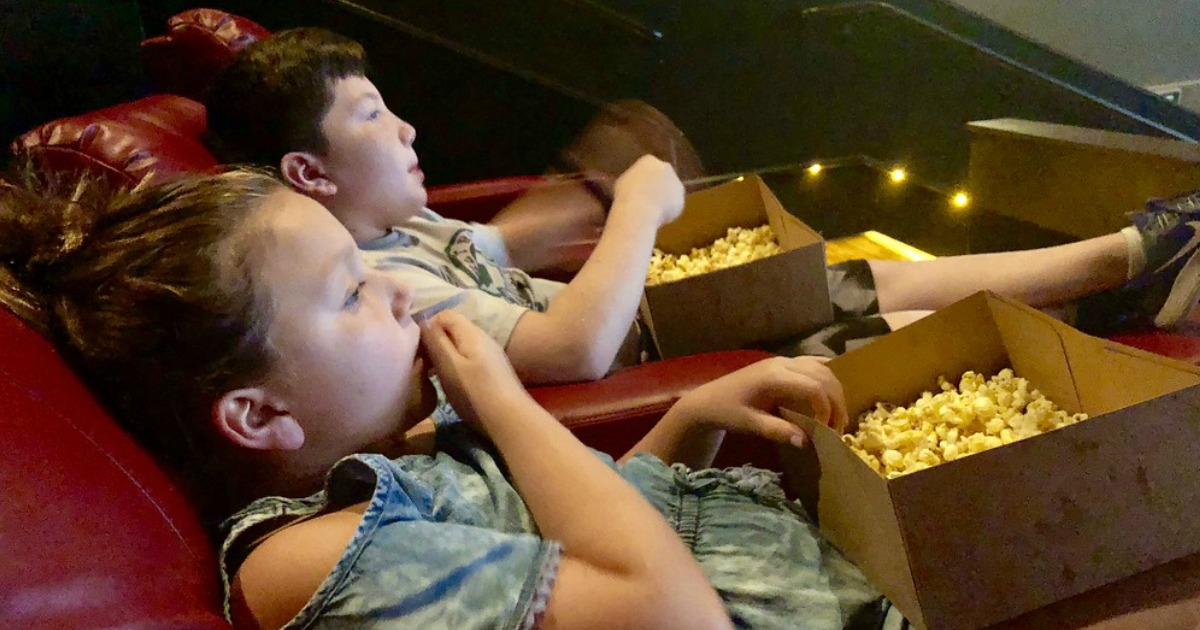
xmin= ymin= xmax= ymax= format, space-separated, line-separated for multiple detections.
xmin=0 ymin=308 xmax=229 ymax=629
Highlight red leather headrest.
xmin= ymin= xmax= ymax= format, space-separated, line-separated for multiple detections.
xmin=11 ymin=94 xmax=218 ymax=188
xmin=141 ymin=8 xmax=272 ymax=101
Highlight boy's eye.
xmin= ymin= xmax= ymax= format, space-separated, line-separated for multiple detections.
xmin=344 ymin=281 xmax=366 ymax=308
xmin=366 ymin=110 xmax=381 ymax=121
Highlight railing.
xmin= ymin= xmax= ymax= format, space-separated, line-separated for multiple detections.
xmin=967 ymin=118 xmax=1200 ymax=239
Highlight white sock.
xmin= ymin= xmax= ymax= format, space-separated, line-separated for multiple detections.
xmin=1121 ymin=226 xmax=1146 ymax=280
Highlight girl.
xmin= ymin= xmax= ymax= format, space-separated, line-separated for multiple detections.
xmin=0 ymin=166 xmax=889 ymax=630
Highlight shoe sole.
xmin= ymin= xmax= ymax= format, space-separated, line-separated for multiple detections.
xmin=1155 ymin=246 xmax=1200 ymax=327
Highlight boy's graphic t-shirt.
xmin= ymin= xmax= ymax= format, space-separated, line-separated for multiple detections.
xmin=360 ymin=208 xmax=642 ymax=370
xmin=360 ymin=209 xmax=563 ymax=349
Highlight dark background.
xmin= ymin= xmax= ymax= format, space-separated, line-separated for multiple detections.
xmin=5 ymin=0 xmax=1199 ymax=187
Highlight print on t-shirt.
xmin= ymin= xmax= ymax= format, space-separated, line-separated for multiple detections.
xmin=445 ymin=229 xmax=542 ymax=309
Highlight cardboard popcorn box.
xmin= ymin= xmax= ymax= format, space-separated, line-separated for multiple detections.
xmin=782 ymin=292 xmax=1200 ymax=630
xmin=639 ymin=175 xmax=832 ymax=359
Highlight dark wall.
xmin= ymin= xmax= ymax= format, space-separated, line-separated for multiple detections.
xmin=1 ymin=0 xmax=148 ymax=151
xmin=620 ymin=0 xmax=1200 ymax=187
xmin=137 ymin=0 xmax=665 ymax=185
xmin=156 ymin=0 xmax=1193 ymax=188
xmin=949 ymin=0 xmax=1200 ymax=87
xmin=8 ymin=0 xmax=1198 ymax=189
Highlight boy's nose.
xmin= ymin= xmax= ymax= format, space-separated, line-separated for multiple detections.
xmin=399 ymin=121 xmax=417 ymax=146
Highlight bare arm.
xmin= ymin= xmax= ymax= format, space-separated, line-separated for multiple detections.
xmin=425 ymin=311 xmax=731 ymax=630
xmin=620 ymin=356 xmax=851 ymax=469
xmin=505 ymin=156 xmax=684 ymax=383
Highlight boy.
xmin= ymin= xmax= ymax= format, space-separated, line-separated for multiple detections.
xmin=206 ymin=28 xmax=1200 ymax=385
xmin=207 ymin=28 xmax=680 ymax=383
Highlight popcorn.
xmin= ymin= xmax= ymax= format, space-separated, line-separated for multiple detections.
xmin=646 ymin=224 xmax=782 ymax=286
xmin=842 ymin=369 xmax=1089 ymax=479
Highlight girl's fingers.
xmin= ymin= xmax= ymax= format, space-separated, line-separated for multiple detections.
xmin=769 ymin=372 xmax=832 ymax=425
xmin=784 ymin=359 xmax=849 ymax=432
xmin=809 ymin=366 xmax=849 ymax=432
xmin=829 ymin=383 xmax=850 ymax=433
xmin=418 ymin=315 xmax=461 ymax=366
xmin=745 ymin=410 xmax=810 ymax=448
xmin=430 ymin=310 xmax=497 ymax=355
xmin=428 ymin=309 xmax=467 ymax=337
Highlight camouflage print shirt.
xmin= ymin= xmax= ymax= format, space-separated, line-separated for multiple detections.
xmin=358 ymin=209 xmax=643 ymax=371
xmin=359 ymin=209 xmax=564 ymax=349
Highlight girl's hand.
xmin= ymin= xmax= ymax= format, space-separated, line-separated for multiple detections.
xmin=673 ymin=356 xmax=849 ymax=448
xmin=419 ymin=310 xmax=531 ymax=429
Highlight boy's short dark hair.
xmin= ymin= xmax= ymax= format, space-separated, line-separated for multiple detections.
xmin=205 ymin=28 xmax=369 ymax=165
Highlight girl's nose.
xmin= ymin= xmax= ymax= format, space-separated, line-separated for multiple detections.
xmin=389 ymin=277 xmax=415 ymax=320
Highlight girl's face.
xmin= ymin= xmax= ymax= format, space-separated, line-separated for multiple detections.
xmin=253 ymin=188 xmax=436 ymax=458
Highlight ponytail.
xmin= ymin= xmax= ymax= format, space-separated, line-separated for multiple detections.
xmin=0 ymin=165 xmax=285 ymax=526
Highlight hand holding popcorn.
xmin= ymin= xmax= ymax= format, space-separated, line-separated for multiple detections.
xmin=673 ymin=356 xmax=849 ymax=448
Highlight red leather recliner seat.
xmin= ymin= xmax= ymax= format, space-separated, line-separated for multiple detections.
xmin=6 ymin=8 xmax=1200 ymax=629
xmin=3 ymin=35 xmax=775 ymax=629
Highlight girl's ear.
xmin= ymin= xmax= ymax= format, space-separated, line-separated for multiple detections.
xmin=280 ymin=151 xmax=338 ymax=198
xmin=213 ymin=388 xmax=305 ymax=452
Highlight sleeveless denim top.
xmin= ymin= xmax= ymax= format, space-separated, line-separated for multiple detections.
xmin=219 ymin=422 xmax=886 ymax=629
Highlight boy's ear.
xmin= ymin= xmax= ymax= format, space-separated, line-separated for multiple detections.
xmin=280 ymin=151 xmax=338 ymax=198
xmin=213 ymin=388 xmax=305 ymax=452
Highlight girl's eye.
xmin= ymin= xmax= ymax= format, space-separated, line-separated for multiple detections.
xmin=366 ymin=110 xmax=381 ymax=121
xmin=344 ymin=282 xmax=365 ymax=309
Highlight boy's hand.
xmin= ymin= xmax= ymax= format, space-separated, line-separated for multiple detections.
xmin=673 ymin=356 xmax=850 ymax=448
xmin=419 ymin=310 xmax=531 ymax=429
xmin=611 ymin=155 xmax=685 ymax=228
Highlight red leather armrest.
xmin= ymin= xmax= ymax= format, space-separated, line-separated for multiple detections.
xmin=531 ymin=350 xmax=776 ymax=463
xmin=1108 ymin=330 xmax=1200 ymax=365
xmin=427 ymin=173 xmax=608 ymax=224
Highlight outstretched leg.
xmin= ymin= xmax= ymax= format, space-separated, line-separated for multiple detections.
xmin=870 ymin=189 xmax=1200 ymax=331
xmin=869 ymin=233 xmax=1128 ymax=313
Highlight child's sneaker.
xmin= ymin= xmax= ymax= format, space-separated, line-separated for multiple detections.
xmin=1129 ymin=190 xmax=1200 ymax=327
xmin=1074 ymin=190 xmax=1200 ymax=334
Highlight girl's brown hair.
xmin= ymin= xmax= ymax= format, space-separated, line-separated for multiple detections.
xmin=0 ymin=167 xmax=285 ymax=523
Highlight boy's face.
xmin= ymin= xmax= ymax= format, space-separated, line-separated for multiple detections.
xmin=316 ymin=75 xmax=427 ymax=235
